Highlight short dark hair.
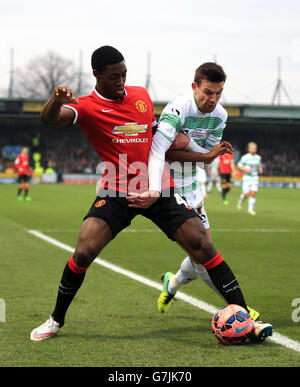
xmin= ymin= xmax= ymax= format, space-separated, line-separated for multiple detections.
xmin=194 ymin=62 xmax=227 ymax=85
xmin=91 ymin=46 xmax=124 ymax=72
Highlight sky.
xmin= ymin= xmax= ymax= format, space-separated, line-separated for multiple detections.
xmin=1 ymin=0 xmax=300 ymax=104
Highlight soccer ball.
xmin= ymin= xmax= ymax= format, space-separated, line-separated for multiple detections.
xmin=212 ymin=304 xmax=253 ymax=345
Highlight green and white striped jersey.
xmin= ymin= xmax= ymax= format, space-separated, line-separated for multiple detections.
xmin=238 ymin=153 xmax=262 ymax=183
xmin=157 ymin=92 xmax=227 ymax=193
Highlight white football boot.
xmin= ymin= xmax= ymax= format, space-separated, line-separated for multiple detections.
xmin=30 ymin=316 xmax=61 ymax=341
xmin=250 ymin=320 xmax=273 ymax=342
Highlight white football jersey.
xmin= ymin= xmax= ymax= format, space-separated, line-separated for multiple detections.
xmin=157 ymin=92 xmax=227 ymax=193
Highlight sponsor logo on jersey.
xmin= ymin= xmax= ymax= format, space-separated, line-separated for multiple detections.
xmin=135 ymin=100 xmax=148 ymax=113
xmin=112 ymin=122 xmax=148 ymax=136
xmin=112 ymin=138 xmax=149 ymax=144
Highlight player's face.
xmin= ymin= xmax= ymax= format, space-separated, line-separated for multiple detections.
xmin=248 ymin=143 xmax=257 ymax=154
xmin=22 ymin=147 xmax=28 ymax=155
xmin=94 ymin=61 xmax=127 ymax=100
xmin=192 ymin=79 xmax=224 ymax=113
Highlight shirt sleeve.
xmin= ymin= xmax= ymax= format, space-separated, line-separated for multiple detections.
xmin=156 ymin=100 xmax=184 ymax=143
xmin=185 ymin=137 xmax=210 ymax=154
xmin=238 ymin=155 xmax=245 ymax=167
xmin=14 ymin=156 xmax=20 ymax=166
xmin=63 ymin=103 xmax=81 ymax=125
xmin=148 ymin=130 xmax=173 ymax=192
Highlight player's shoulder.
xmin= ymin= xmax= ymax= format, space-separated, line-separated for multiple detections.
xmin=64 ymin=91 xmax=94 ymax=110
xmin=241 ymin=152 xmax=251 ymax=160
xmin=125 ymin=85 xmax=151 ymax=99
xmin=213 ymin=103 xmax=228 ymax=122
xmin=77 ymin=91 xmax=97 ymax=104
xmin=168 ymin=93 xmax=193 ymax=108
xmin=163 ymin=93 xmax=194 ymax=116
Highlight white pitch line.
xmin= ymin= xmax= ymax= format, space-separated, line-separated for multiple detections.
xmin=28 ymin=229 xmax=300 ymax=354
xmin=38 ymin=228 xmax=300 ymax=233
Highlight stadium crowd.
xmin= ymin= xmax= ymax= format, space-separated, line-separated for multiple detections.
xmin=0 ymin=124 xmax=299 ymax=177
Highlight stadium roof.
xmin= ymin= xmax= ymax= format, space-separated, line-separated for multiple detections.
xmin=1 ymin=98 xmax=300 ymax=122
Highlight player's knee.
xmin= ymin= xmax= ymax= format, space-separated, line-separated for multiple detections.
xmin=189 ymin=232 xmax=216 ymax=264
xmin=73 ymin=247 xmax=98 ymax=268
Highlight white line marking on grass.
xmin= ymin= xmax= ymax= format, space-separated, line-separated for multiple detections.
xmin=28 ymin=229 xmax=300 ymax=354
xmin=41 ymin=228 xmax=300 ymax=233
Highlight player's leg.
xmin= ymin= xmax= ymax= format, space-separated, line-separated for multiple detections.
xmin=17 ymin=177 xmax=24 ymax=200
xmin=248 ymin=187 xmax=258 ymax=215
xmin=30 ymin=194 xmax=134 ymax=341
xmin=215 ymin=176 xmax=222 ymax=192
xmin=161 ymin=204 xmax=260 ymax=320
xmin=153 ymin=192 xmax=248 ymax=311
xmin=30 ymin=217 xmax=113 ymax=341
xmin=51 ymin=217 xmax=113 ymax=327
xmin=174 ymin=219 xmax=273 ymax=340
xmin=173 ymin=216 xmax=248 ymax=310
xmin=237 ymin=182 xmax=249 ymax=209
xmin=165 ymin=195 xmax=219 ymax=299
xmin=24 ymin=181 xmax=31 ymax=201
xmin=207 ymin=178 xmax=213 ymax=193
xmin=166 ymin=206 xmax=220 ymax=296
xmin=221 ymin=175 xmax=229 ymax=204
xmin=155 ymin=193 xmax=271 ymax=340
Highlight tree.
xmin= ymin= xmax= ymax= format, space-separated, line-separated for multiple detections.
xmin=14 ymin=51 xmax=92 ymax=99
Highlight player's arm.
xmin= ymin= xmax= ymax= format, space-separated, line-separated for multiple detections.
xmin=166 ymin=134 xmax=233 ymax=164
xmin=237 ymin=165 xmax=250 ymax=173
xmin=166 ymin=141 xmax=233 ymax=164
xmin=41 ymin=86 xmax=78 ymax=126
xmin=258 ymin=157 xmax=263 ymax=174
xmin=237 ymin=160 xmax=252 ymax=174
xmin=215 ymin=158 xmax=220 ymax=176
xmin=14 ymin=156 xmax=20 ymax=168
xmin=231 ymin=160 xmax=236 ymax=176
xmin=127 ymin=129 xmax=174 ymax=208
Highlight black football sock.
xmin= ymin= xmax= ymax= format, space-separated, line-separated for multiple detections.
xmin=222 ymin=188 xmax=229 ymax=200
xmin=17 ymin=188 xmax=22 ymax=196
xmin=204 ymin=253 xmax=248 ymax=311
xmin=52 ymin=257 xmax=87 ymax=327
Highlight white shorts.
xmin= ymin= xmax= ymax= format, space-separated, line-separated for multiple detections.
xmin=183 ymin=190 xmax=210 ymax=230
xmin=197 ymin=167 xmax=207 ymax=183
xmin=242 ymin=181 xmax=259 ymax=194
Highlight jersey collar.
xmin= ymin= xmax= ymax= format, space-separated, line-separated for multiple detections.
xmin=93 ymin=87 xmax=127 ymax=102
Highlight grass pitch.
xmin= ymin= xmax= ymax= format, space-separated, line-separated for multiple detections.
xmin=0 ymin=183 xmax=300 ymax=367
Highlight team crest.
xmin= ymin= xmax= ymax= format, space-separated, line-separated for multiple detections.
xmin=95 ymin=200 xmax=106 ymax=208
xmin=135 ymin=100 xmax=148 ymax=113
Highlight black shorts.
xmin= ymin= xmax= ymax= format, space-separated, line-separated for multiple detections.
xmin=18 ymin=175 xmax=29 ymax=183
xmin=83 ymin=188 xmax=199 ymax=240
xmin=220 ymin=173 xmax=232 ymax=184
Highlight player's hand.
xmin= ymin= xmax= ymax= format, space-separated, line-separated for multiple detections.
xmin=169 ymin=132 xmax=190 ymax=150
xmin=53 ymin=86 xmax=78 ymax=105
xmin=209 ymin=141 xmax=233 ymax=157
xmin=127 ymin=190 xmax=160 ymax=208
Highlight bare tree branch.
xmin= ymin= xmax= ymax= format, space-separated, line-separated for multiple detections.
xmin=14 ymin=51 xmax=92 ymax=99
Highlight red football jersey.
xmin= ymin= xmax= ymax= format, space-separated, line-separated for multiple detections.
xmin=219 ymin=153 xmax=234 ymax=174
xmin=14 ymin=154 xmax=30 ymax=176
xmin=64 ymin=86 xmax=174 ymax=194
